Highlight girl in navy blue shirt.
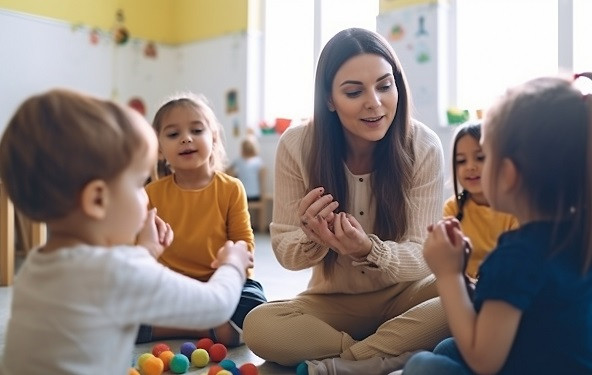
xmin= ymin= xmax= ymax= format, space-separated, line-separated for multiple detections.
xmin=404 ymin=73 xmax=592 ymax=374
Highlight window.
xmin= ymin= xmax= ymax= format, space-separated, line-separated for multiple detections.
xmin=263 ymin=0 xmax=378 ymax=122
xmin=455 ymin=0 xmax=558 ymax=112
xmin=573 ymin=0 xmax=592 ymax=73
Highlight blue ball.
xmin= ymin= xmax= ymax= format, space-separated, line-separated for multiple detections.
xmin=179 ymin=341 xmax=197 ymax=359
xmin=219 ymin=358 xmax=236 ymax=370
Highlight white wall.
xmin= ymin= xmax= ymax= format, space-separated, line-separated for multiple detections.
xmin=0 ymin=9 xmax=255 ymax=170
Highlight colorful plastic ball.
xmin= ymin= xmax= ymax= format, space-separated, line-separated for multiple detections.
xmin=239 ymin=362 xmax=259 ymax=375
xmin=151 ymin=342 xmax=171 ymax=357
xmin=169 ymin=353 xmax=190 ymax=374
xmin=196 ymin=337 xmax=215 ymax=351
xmin=296 ymin=361 xmax=308 ymax=375
xmin=190 ymin=348 xmax=210 ymax=367
xmin=137 ymin=353 xmax=155 ymax=369
xmin=128 ymin=368 xmax=140 ymax=375
xmin=220 ymin=359 xmax=236 ymax=370
xmin=158 ymin=350 xmax=175 ymax=371
xmin=216 ymin=371 xmax=232 ymax=375
xmin=229 ymin=367 xmax=241 ymax=375
xmin=180 ymin=341 xmax=197 ymax=359
xmin=208 ymin=343 xmax=228 ymax=362
xmin=208 ymin=364 xmax=224 ymax=375
xmin=140 ymin=356 xmax=164 ymax=375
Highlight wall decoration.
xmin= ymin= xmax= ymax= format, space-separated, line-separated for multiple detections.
xmin=389 ymin=24 xmax=405 ymax=41
xmin=416 ymin=15 xmax=428 ymax=36
xmin=226 ymin=89 xmax=238 ymax=114
xmin=144 ymin=41 xmax=157 ymax=58
xmin=113 ymin=9 xmax=129 ymax=45
xmin=89 ymin=28 xmax=100 ymax=45
xmin=127 ymin=97 xmax=146 ymax=116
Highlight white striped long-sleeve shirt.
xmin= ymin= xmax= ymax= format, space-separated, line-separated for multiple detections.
xmin=1 ymin=245 xmax=245 ymax=375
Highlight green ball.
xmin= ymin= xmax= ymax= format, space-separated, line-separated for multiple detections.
xmin=170 ymin=353 xmax=190 ymax=374
xmin=191 ymin=348 xmax=210 ymax=367
xmin=296 ymin=361 xmax=309 ymax=375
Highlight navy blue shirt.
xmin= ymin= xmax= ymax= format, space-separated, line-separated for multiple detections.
xmin=474 ymin=221 xmax=592 ymax=374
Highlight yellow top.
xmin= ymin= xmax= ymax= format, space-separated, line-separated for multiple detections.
xmin=146 ymin=172 xmax=254 ymax=281
xmin=443 ymin=196 xmax=519 ymax=278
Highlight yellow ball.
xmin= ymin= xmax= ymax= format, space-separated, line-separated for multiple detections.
xmin=216 ymin=371 xmax=233 ymax=375
xmin=191 ymin=348 xmax=210 ymax=367
xmin=137 ymin=353 xmax=154 ymax=368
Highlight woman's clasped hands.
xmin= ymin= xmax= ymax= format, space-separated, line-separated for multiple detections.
xmin=299 ymin=187 xmax=372 ymax=259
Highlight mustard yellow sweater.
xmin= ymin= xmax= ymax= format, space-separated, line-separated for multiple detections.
xmin=145 ymin=172 xmax=255 ymax=281
xmin=443 ymin=196 xmax=519 ymax=278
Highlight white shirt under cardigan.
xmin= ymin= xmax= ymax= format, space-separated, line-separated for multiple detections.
xmin=1 ymin=245 xmax=245 ymax=375
xmin=270 ymin=121 xmax=444 ymax=295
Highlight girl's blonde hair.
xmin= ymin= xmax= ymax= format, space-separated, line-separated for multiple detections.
xmin=484 ymin=73 xmax=592 ymax=272
xmin=152 ymin=92 xmax=227 ymax=173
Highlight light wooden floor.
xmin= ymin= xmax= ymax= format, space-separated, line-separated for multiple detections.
xmin=0 ymin=233 xmax=312 ymax=374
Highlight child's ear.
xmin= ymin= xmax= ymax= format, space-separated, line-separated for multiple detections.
xmin=499 ymin=158 xmax=519 ymax=193
xmin=80 ymin=179 xmax=109 ymax=219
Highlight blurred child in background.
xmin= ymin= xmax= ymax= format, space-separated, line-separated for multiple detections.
xmin=228 ymin=132 xmax=264 ymax=202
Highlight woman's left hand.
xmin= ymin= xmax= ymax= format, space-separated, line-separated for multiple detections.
xmin=316 ymin=212 xmax=372 ymax=259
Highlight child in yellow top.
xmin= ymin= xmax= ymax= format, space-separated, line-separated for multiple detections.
xmin=137 ymin=93 xmax=266 ymax=346
xmin=443 ymin=122 xmax=518 ymax=278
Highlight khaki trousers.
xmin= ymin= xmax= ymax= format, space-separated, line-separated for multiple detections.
xmin=243 ymin=275 xmax=449 ymax=366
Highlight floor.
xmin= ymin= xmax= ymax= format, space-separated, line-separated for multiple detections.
xmin=0 ymin=233 xmax=312 ymax=374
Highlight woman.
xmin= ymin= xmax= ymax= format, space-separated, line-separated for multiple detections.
xmin=243 ymin=28 xmax=448 ymax=374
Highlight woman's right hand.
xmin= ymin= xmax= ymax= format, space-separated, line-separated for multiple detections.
xmin=211 ymin=240 xmax=254 ymax=275
xmin=298 ymin=187 xmax=339 ymax=244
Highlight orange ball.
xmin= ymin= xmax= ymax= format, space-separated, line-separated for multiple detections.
xmin=158 ymin=350 xmax=175 ymax=371
xmin=151 ymin=342 xmax=171 ymax=357
xmin=140 ymin=356 xmax=164 ymax=375
xmin=239 ymin=362 xmax=259 ymax=375
xmin=207 ymin=365 xmax=223 ymax=375
xmin=208 ymin=343 xmax=228 ymax=362
xmin=128 ymin=368 xmax=140 ymax=375
xmin=196 ymin=337 xmax=215 ymax=351
xmin=137 ymin=353 xmax=154 ymax=368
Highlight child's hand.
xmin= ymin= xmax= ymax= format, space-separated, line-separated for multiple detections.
xmin=154 ymin=213 xmax=174 ymax=247
xmin=211 ymin=240 xmax=254 ymax=275
xmin=423 ymin=219 xmax=467 ymax=278
xmin=137 ymin=208 xmax=174 ymax=259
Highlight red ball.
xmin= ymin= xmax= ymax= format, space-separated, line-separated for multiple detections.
xmin=151 ymin=342 xmax=171 ymax=357
xmin=207 ymin=364 xmax=224 ymax=375
xmin=239 ymin=362 xmax=259 ymax=375
xmin=196 ymin=337 xmax=215 ymax=351
xmin=208 ymin=343 xmax=228 ymax=362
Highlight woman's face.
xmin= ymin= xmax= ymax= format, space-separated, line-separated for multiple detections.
xmin=330 ymin=53 xmax=398 ymax=148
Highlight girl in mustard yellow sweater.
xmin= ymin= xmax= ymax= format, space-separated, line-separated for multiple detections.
xmin=443 ymin=122 xmax=518 ymax=279
xmin=136 ymin=93 xmax=266 ymax=346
